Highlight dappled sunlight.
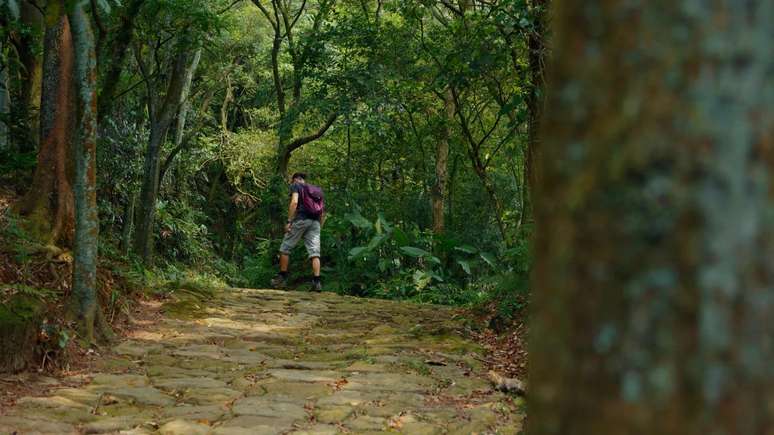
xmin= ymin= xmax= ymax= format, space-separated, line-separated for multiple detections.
xmin=0 ymin=288 xmax=522 ymax=433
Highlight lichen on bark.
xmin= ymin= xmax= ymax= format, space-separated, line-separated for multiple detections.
xmin=69 ymin=0 xmax=103 ymax=345
xmin=529 ymin=1 xmax=774 ymax=434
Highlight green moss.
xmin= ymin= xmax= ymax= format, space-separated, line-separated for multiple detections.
xmin=0 ymin=294 xmax=47 ymax=372
xmin=0 ymin=294 xmax=45 ymax=324
xmin=162 ymin=298 xmax=207 ymax=320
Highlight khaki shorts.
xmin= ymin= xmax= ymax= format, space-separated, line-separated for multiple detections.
xmin=279 ymin=219 xmax=321 ymax=258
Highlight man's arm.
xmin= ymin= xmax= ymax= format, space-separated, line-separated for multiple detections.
xmin=285 ymin=192 xmax=299 ymax=232
xmin=288 ymin=192 xmax=299 ymax=220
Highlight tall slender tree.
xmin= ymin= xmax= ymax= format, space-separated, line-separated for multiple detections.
xmin=69 ymin=0 xmax=100 ymax=343
xmin=529 ymin=1 xmax=774 ymax=433
xmin=132 ymin=48 xmax=193 ymax=263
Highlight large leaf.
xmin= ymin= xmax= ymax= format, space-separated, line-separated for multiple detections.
xmin=480 ymin=252 xmax=498 ymax=268
xmin=400 ymin=246 xmax=431 ymax=258
xmin=457 ymin=260 xmax=472 ymax=275
xmin=413 ymin=270 xmax=432 ymax=290
xmin=348 ymin=246 xmax=369 ymax=260
xmin=454 ymin=244 xmax=478 ymax=254
xmin=346 ymin=212 xmax=372 ymax=230
xmin=366 ymin=233 xmax=389 ymax=250
xmin=400 ymin=246 xmax=441 ymax=265
xmin=393 ymin=227 xmax=410 ymax=246
xmin=376 ymin=213 xmax=392 ymax=233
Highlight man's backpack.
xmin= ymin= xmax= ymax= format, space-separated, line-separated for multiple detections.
xmin=300 ymin=184 xmax=325 ymax=218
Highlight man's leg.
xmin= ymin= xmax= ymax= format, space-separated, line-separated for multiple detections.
xmin=304 ymin=221 xmax=322 ymax=291
xmin=272 ymin=221 xmax=304 ymax=288
xmin=280 ymin=254 xmax=290 ymax=273
xmin=311 ymin=257 xmax=321 ymax=277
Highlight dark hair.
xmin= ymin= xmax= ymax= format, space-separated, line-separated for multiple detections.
xmin=291 ymin=172 xmax=307 ymax=181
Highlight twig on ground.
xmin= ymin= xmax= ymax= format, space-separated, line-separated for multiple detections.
xmin=91 ymin=392 xmax=105 ymax=415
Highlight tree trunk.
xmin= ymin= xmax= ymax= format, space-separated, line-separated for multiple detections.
xmin=14 ymin=2 xmax=44 ymax=151
xmin=173 ymin=48 xmax=201 ymax=149
xmin=97 ymin=0 xmax=145 ymax=122
xmin=529 ymin=2 xmax=774 ymax=434
xmin=133 ymin=50 xmax=191 ymax=264
xmin=14 ymin=3 xmax=75 ymax=246
xmin=276 ymin=145 xmax=291 ymax=178
xmin=120 ymin=194 xmax=135 ymax=256
xmin=0 ymin=46 xmax=8 ymax=151
xmin=524 ymin=0 xmax=546 ymax=204
xmin=69 ymin=0 xmax=100 ymax=344
xmin=158 ymin=47 xmax=201 ymax=190
xmin=432 ymin=90 xmax=453 ymax=236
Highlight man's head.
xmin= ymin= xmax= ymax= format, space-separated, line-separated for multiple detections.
xmin=291 ymin=172 xmax=307 ymax=184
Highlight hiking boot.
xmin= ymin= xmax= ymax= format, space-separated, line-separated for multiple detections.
xmin=311 ymin=280 xmax=322 ymax=292
xmin=270 ymin=274 xmax=288 ymax=289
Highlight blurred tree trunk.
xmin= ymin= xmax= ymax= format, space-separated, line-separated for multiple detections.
xmin=529 ymin=1 xmax=774 ymax=434
xmin=524 ymin=0 xmax=547 ymax=207
xmin=431 ymin=90 xmax=453 ymax=236
xmin=70 ymin=0 xmax=103 ymax=344
xmin=133 ymin=49 xmax=191 ymax=264
xmin=14 ymin=2 xmax=75 ymax=246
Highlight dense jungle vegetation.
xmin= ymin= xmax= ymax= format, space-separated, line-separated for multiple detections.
xmin=1 ymin=0 xmax=545 ymax=345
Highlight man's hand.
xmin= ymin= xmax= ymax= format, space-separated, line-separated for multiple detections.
xmin=285 ymin=222 xmax=292 ymax=233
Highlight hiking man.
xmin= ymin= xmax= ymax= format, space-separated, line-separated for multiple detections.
xmin=271 ymin=172 xmax=325 ymax=291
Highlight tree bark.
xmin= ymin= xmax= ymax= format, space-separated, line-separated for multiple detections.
xmin=13 ymin=2 xmax=44 ymax=151
xmin=133 ymin=50 xmax=191 ymax=264
xmin=97 ymin=0 xmax=145 ymax=122
xmin=173 ymin=48 xmax=201 ymax=149
xmin=432 ymin=89 xmax=453 ymax=235
xmin=524 ymin=0 xmax=546 ymax=204
xmin=529 ymin=1 xmax=774 ymax=434
xmin=120 ymin=193 xmax=135 ymax=256
xmin=0 ymin=45 xmax=8 ymax=151
xmin=14 ymin=2 xmax=75 ymax=246
xmin=158 ymin=47 xmax=201 ymax=190
xmin=69 ymin=0 xmax=100 ymax=344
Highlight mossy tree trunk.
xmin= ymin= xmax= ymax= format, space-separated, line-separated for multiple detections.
xmin=14 ymin=0 xmax=75 ymax=246
xmin=69 ymin=0 xmax=100 ymax=344
xmin=529 ymin=1 xmax=774 ymax=434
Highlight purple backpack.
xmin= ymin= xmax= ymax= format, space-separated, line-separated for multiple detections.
xmin=300 ymin=184 xmax=325 ymax=217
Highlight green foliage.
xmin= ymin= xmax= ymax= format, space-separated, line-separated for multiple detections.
xmin=2 ymin=0 xmax=537 ymax=331
xmin=155 ymin=199 xmax=213 ymax=263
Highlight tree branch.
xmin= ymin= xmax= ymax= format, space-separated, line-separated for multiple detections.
xmin=286 ymin=112 xmax=338 ymax=153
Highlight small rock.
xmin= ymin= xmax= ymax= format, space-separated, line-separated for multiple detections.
xmin=314 ymin=405 xmax=353 ymax=423
xmin=158 ymin=419 xmax=211 ymax=435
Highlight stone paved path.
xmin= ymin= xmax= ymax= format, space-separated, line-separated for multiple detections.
xmin=0 ymin=289 xmax=523 ymax=434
